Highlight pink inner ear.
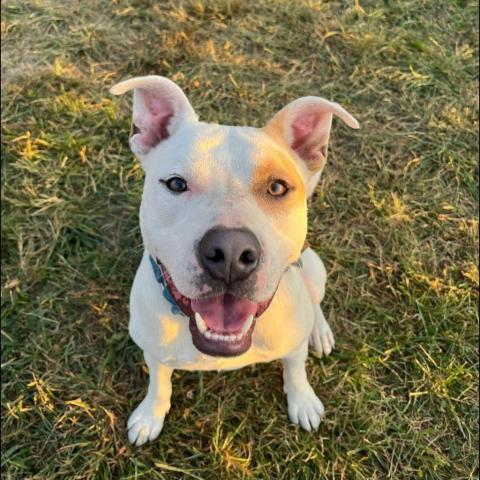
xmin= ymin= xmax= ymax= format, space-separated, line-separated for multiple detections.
xmin=147 ymin=97 xmax=171 ymax=116
xmin=131 ymin=94 xmax=174 ymax=151
xmin=289 ymin=112 xmax=329 ymax=168
xmin=291 ymin=114 xmax=319 ymax=149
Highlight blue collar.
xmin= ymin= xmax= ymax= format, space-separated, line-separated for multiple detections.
xmin=149 ymin=255 xmax=183 ymax=316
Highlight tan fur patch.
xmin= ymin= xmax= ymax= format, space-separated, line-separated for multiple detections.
xmin=262 ymin=108 xmax=291 ymax=151
xmin=251 ymin=149 xmax=307 ymax=261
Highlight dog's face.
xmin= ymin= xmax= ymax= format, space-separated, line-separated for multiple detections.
xmin=111 ymin=76 xmax=358 ymax=357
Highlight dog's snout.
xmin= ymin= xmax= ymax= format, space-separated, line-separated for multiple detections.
xmin=199 ymin=228 xmax=261 ymax=283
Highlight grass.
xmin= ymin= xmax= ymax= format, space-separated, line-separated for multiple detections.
xmin=1 ymin=0 xmax=478 ymax=478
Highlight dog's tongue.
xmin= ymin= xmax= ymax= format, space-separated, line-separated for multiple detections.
xmin=191 ymin=294 xmax=258 ymax=333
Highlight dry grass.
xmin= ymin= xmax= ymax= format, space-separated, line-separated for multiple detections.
xmin=1 ymin=1 xmax=479 ymax=479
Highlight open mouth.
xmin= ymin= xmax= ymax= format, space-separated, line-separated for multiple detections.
xmin=156 ymin=258 xmax=273 ymax=357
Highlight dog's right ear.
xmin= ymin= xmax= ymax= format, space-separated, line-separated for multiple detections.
xmin=110 ymin=76 xmax=198 ymax=156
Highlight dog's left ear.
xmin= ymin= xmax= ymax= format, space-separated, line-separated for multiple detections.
xmin=263 ymin=96 xmax=359 ymax=196
xmin=110 ymin=75 xmax=198 ymax=157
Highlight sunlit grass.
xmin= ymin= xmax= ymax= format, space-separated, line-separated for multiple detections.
xmin=1 ymin=1 xmax=478 ymax=479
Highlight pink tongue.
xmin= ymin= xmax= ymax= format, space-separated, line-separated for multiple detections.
xmin=191 ymin=294 xmax=258 ymax=333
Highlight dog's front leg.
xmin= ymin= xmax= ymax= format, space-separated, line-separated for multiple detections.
xmin=282 ymin=341 xmax=325 ymax=431
xmin=127 ymin=352 xmax=173 ymax=446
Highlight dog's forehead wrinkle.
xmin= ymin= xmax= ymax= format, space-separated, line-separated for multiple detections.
xmin=170 ymin=125 xmax=255 ymax=189
xmin=223 ymin=127 xmax=304 ymax=183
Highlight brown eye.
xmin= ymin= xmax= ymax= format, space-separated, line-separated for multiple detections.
xmin=267 ymin=180 xmax=289 ymax=197
xmin=162 ymin=176 xmax=188 ymax=193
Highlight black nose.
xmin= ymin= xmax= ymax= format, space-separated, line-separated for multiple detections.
xmin=198 ymin=228 xmax=261 ymax=284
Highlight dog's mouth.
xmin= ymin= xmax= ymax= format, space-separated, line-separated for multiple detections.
xmin=156 ymin=258 xmax=273 ymax=357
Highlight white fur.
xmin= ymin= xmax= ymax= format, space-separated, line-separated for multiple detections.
xmin=109 ymin=76 xmax=360 ymax=445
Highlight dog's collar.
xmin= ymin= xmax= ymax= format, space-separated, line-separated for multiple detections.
xmin=150 ymin=241 xmax=309 ymax=313
xmin=149 ymin=255 xmax=183 ymax=316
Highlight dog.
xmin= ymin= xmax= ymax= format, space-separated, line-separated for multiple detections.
xmin=110 ymin=76 xmax=359 ymax=446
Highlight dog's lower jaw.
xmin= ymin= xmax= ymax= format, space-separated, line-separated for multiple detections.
xmin=188 ymin=315 xmax=256 ymax=357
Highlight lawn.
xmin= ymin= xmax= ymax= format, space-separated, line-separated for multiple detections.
xmin=1 ymin=1 xmax=478 ymax=479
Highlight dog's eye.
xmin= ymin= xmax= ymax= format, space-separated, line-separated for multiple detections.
xmin=267 ymin=180 xmax=289 ymax=197
xmin=162 ymin=176 xmax=188 ymax=193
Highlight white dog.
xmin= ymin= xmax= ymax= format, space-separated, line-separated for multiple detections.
xmin=110 ymin=76 xmax=359 ymax=446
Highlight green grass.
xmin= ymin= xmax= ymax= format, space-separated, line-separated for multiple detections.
xmin=1 ymin=0 xmax=478 ymax=478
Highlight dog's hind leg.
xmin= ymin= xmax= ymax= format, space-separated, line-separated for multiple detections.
xmin=309 ymin=303 xmax=335 ymax=357
xmin=127 ymin=352 xmax=173 ymax=446
xmin=300 ymin=248 xmax=335 ymax=357
xmin=282 ymin=340 xmax=325 ymax=431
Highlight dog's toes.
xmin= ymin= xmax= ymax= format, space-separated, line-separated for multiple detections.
xmin=307 ymin=406 xmax=321 ymax=430
xmin=287 ymin=386 xmax=325 ymax=432
xmin=309 ymin=329 xmax=335 ymax=358
xmin=127 ymin=400 xmax=167 ymax=446
xmin=309 ymin=307 xmax=335 ymax=358
xmin=321 ymin=331 xmax=333 ymax=356
xmin=298 ymin=410 xmax=312 ymax=432
xmin=310 ymin=324 xmax=335 ymax=358
xmin=327 ymin=329 xmax=335 ymax=348
xmin=148 ymin=420 xmax=165 ymax=441
xmin=128 ymin=415 xmax=165 ymax=446
xmin=128 ymin=423 xmax=147 ymax=446
xmin=288 ymin=405 xmax=299 ymax=426
xmin=309 ymin=331 xmax=323 ymax=356
xmin=127 ymin=410 xmax=141 ymax=430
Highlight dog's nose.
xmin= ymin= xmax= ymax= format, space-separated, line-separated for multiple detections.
xmin=199 ymin=228 xmax=261 ymax=283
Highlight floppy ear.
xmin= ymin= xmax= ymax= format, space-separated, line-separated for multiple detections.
xmin=110 ymin=75 xmax=198 ymax=156
xmin=263 ymin=96 xmax=359 ymax=196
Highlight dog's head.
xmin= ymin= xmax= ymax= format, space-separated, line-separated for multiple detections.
xmin=111 ymin=76 xmax=358 ymax=357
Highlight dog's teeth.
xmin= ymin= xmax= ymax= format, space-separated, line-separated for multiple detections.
xmin=241 ymin=315 xmax=254 ymax=335
xmin=195 ymin=312 xmax=207 ymax=333
xmin=202 ymin=328 xmax=249 ymax=343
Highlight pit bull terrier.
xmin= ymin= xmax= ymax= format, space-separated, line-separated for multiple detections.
xmin=110 ymin=76 xmax=359 ymax=445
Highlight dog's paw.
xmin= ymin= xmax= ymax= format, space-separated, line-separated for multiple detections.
xmin=127 ymin=398 xmax=169 ymax=446
xmin=287 ymin=385 xmax=325 ymax=432
xmin=309 ymin=311 xmax=335 ymax=358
